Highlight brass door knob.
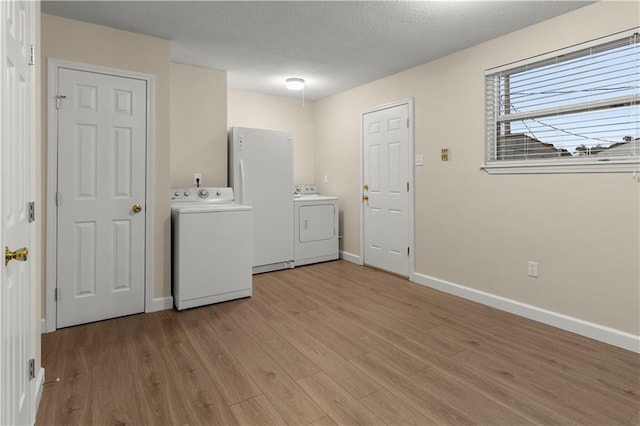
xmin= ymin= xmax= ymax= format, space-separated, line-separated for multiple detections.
xmin=5 ymin=246 xmax=28 ymax=266
xmin=363 ymin=184 xmax=369 ymax=190
xmin=132 ymin=204 xmax=143 ymax=213
xmin=362 ymin=194 xmax=369 ymax=201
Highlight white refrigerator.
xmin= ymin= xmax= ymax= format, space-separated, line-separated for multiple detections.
xmin=228 ymin=127 xmax=294 ymax=273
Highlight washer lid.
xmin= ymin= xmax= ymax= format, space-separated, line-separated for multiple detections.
xmin=172 ymin=203 xmax=252 ymax=213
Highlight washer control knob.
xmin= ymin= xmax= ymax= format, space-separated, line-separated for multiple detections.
xmin=216 ymin=191 xmax=222 ymax=196
xmin=184 ymin=191 xmax=190 ymax=197
xmin=174 ymin=191 xmax=180 ymax=197
xmin=198 ymin=189 xmax=209 ymax=198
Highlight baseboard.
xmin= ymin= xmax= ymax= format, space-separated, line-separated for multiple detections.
xmin=339 ymin=251 xmax=362 ymax=265
xmin=35 ymin=367 xmax=45 ymax=414
xmin=44 ymin=296 xmax=174 ymax=330
xmin=412 ymin=272 xmax=640 ymax=353
xmin=150 ymin=296 xmax=174 ymax=312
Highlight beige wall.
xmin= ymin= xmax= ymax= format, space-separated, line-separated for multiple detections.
xmin=228 ymin=90 xmax=316 ymax=184
xmin=170 ymin=63 xmax=227 ymax=187
xmin=315 ymin=1 xmax=640 ymax=335
xmin=40 ymin=14 xmax=172 ymax=306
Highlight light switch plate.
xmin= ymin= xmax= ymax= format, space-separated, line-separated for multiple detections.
xmin=415 ymin=154 xmax=424 ymax=166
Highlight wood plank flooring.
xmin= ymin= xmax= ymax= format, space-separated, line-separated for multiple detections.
xmin=37 ymin=260 xmax=640 ymax=425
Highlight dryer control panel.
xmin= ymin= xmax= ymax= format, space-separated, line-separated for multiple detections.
xmin=294 ymin=184 xmax=318 ymax=196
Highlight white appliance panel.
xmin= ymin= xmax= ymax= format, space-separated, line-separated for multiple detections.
xmin=299 ymin=204 xmax=336 ymax=243
xmin=294 ymin=196 xmax=339 ymax=267
xmin=229 ymin=127 xmax=294 ymax=272
xmin=174 ymin=209 xmax=252 ymax=304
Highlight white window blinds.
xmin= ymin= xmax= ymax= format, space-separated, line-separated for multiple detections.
xmin=485 ymin=30 xmax=639 ymax=170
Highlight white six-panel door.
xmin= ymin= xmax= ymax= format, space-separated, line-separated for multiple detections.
xmin=362 ymin=103 xmax=410 ymax=276
xmin=1 ymin=1 xmax=35 ymax=424
xmin=56 ymin=68 xmax=147 ymax=328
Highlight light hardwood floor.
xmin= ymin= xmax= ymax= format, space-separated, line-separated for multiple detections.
xmin=37 ymin=260 xmax=640 ymax=425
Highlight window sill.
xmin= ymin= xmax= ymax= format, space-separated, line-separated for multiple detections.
xmin=481 ymin=158 xmax=640 ymax=174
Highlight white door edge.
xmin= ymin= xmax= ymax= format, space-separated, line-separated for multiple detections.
xmin=1 ymin=1 xmax=37 ymax=422
xmin=45 ymin=58 xmax=156 ymax=332
xmin=359 ymin=98 xmax=415 ymax=281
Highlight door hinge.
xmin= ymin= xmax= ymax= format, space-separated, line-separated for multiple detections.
xmin=55 ymin=288 xmax=59 ymax=301
xmin=55 ymin=192 xmax=61 ymax=206
xmin=29 ymin=44 xmax=35 ymax=66
xmin=406 ymin=182 xmax=409 ymax=192
xmin=55 ymin=95 xmax=67 ymax=110
xmin=28 ymin=201 xmax=35 ymax=223
xmin=28 ymin=358 xmax=35 ymax=380
xmin=407 ymin=246 xmax=410 ymax=256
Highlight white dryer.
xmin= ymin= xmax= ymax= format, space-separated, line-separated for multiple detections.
xmin=293 ymin=184 xmax=339 ymax=267
xmin=171 ymin=187 xmax=252 ymax=310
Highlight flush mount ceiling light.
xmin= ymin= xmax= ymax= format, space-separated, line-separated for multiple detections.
xmin=285 ymin=77 xmax=305 ymax=90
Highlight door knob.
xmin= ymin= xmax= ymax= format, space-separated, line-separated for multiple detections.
xmin=363 ymin=184 xmax=369 ymax=190
xmin=5 ymin=246 xmax=28 ymax=266
xmin=362 ymin=194 xmax=369 ymax=201
xmin=132 ymin=204 xmax=143 ymax=213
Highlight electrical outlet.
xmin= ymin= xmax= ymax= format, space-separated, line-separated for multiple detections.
xmin=323 ymin=174 xmax=329 ymax=183
xmin=194 ymin=173 xmax=202 ymax=186
xmin=528 ymin=261 xmax=538 ymax=278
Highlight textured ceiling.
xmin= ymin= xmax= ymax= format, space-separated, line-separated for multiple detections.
xmin=41 ymin=1 xmax=593 ymax=100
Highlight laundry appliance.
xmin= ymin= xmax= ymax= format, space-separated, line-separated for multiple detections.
xmin=293 ymin=184 xmax=339 ymax=267
xmin=171 ymin=187 xmax=252 ymax=310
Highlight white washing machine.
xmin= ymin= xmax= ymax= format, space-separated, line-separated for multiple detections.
xmin=293 ymin=184 xmax=339 ymax=267
xmin=171 ymin=187 xmax=252 ymax=310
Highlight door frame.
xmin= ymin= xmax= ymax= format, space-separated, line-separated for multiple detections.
xmin=45 ymin=59 xmax=155 ymax=332
xmin=359 ymin=98 xmax=415 ymax=281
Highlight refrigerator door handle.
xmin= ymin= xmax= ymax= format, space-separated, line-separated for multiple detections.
xmin=239 ymin=159 xmax=246 ymax=204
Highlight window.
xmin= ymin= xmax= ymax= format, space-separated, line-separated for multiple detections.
xmin=484 ymin=29 xmax=639 ymax=173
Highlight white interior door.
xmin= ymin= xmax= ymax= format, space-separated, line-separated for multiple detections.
xmin=1 ymin=1 xmax=35 ymax=424
xmin=56 ymin=67 xmax=147 ymax=328
xmin=362 ymin=103 xmax=410 ymax=276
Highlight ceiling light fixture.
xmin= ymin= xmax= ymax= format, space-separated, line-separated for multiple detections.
xmin=285 ymin=77 xmax=305 ymax=90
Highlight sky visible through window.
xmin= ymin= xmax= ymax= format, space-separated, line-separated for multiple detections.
xmin=499 ymin=36 xmax=639 ymax=157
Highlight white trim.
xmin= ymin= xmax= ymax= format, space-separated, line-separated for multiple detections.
xmin=46 ymin=59 xmax=156 ymax=332
xmin=359 ymin=98 xmax=415 ymax=280
xmin=339 ymin=250 xmax=362 ymax=265
xmin=144 ymin=70 xmax=156 ymax=317
xmin=40 ymin=318 xmax=46 ymax=334
xmin=486 ymin=27 xmax=639 ymax=74
xmin=28 ymin=3 xmax=38 ymax=423
xmin=45 ymin=59 xmax=57 ymax=332
xmin=481 ymin=158 xmax=640 ymax=174
xmin=151 ymin=296 xmax=174 ymax=312
xmin=34 ymin=367 xmax=45 ymax=413
xmin=412 ymin=272 xmax=640 ymax=353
